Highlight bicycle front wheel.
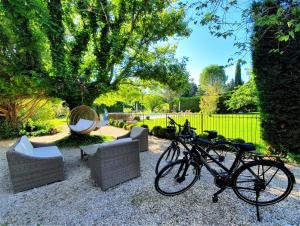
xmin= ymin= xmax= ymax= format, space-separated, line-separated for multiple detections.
xmin=155 ymin=145 xmax=180 ymax=175
xmin=155 ymin=159 xmax=199 ymax=196
xmin=232 ymin=160 xmax=295 ymax=206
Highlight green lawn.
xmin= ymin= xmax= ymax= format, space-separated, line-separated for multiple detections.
xmin=138 ymin=113 xmax=263 ymax=147
xmin=47 ymin=118 xmax=67 ymax=127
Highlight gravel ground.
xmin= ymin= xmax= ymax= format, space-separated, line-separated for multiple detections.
xmin=0 ymin=132 xmax=299 ymax=225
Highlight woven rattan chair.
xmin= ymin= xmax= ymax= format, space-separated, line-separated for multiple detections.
xmin=86 ymin=139 xmax=140 ymax=190
xmin=117 ymin=126 xmax=148 ymax=152
xmin=6 ymin=136 xmax=64 ymax=193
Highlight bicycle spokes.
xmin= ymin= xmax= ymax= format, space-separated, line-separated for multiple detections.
xmin=233 ymin=161 xmax=293 ymax=206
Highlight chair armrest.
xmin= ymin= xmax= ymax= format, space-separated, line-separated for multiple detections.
xmin=116 ymin=132 xmax=130 ymax=140
xmin=31 ymin=141 xmax=56 ymax=148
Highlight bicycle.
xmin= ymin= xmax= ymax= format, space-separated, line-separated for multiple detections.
xmin=155 ymin=117 xmax=198 ymax=175
xmin=154 ymin=124 xmax=295 ymax=221
xmin=155 ymin=117 xmax=240 ymax=175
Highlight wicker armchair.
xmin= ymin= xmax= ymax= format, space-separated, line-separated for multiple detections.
xmin=6 ymin=136 xmax=64 ymax=193
xmin=87 ymin=139 xmax=140 ymax=190
xmin=117 ymin=126 xmax=148 ymax=152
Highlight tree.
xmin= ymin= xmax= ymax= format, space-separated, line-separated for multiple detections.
xmin=199 ymin=65 xmax=227 ymax=93
xmin=0 ymin=0 xmax=51 ymax=128
xmin=45 ymin=0 xmax=190 ymax=108
xmin=143 ymin=94 xmax=164 ymax=112
xmin=252 ymin=0 xmax=300 ymax=154
xmin=0 ymin=0 xmax=190 ymax=110
xmin=189 ymin=0 xmax=300 ymax=58
xmin=200 ymin=85 xmax=219 ymax=115
xmin=181 ymin=81 xmax=198 ymax=97
xmin=235 ymin=59 xmax=243 ymax=86
xmin=226 ymin=74 xmax=258 ymax=112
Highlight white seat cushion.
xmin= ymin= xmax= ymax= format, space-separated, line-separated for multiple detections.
xmin=14 ymin=136 xmax=34 ymax=155
xmin=33 ymin=146 xmax=63 ymax=158
xmin=69 ymin=119 xmax=95 ymax=132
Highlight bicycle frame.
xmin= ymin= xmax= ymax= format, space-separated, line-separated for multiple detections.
xmin=187 ymin=143 xmax=243 ymax=181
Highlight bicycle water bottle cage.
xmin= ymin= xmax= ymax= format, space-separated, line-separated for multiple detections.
xmin=203 ymin=130 xmax=218 ymax=140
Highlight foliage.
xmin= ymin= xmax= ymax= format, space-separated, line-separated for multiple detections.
xmin=0 ymin=119 xmax=19 ymax=139
xmin=55 ymin=134 xmax=112 ymax=148
xmin=47 ymin=0 xmax=191 ymax=108
xmin=0 ymin=0 xmax=55 ymax=127
xmin=172 ymin=96 xmax=200 ymax=112
xmin=146 ymin=116 xmax=150 ymax=120
xmin=217 ymin=92 xmax=233 ymax=114
xmin=252 ymin=0 xmax=300 ymax=155
xmin=200 ymin=85 xmax=219 ymax=115
xmin=190 ymin=0 xmax=300 ymax=57
xmin=226 ymin=74 xmax=259 ymax=112
xmin=0 ymin=0 xmax=191 ymax=113
xmin=151 ymin=126 xmax=162 ymax=136
xmin=133 ymin=116 xmax=141 ymax=121
xmin=19 ymin=119 xmax=58 ymax=137
xmin=235 ymin=59 xmax=243 ymax=86
xmin=143 ymin=94 xmax=164 ymax=112
xmin=181 ymin=81 xmax=198 ymax=97
xmin=199 ymin=65 xmax=227 ymax=93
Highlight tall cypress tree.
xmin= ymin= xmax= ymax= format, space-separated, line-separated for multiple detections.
xmin=252 ymin=0 xmax=300 ymax=155
xmin=234 ymin=59 xmax=243 ymax=86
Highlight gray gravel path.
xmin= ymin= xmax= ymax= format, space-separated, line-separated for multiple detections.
xmin=0 ymin=136 xmax=299 ymax=226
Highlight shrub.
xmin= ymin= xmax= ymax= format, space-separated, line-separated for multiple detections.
xmin=0 ymin=119 xmax=19 ymax=139
xmin=118 ymin=121 xmax=125 ymax=128
xmin=56 ymin=134 xmax=112 ymax=147
xmin=157 ymin=127 xmax=168 ymax=139
xmin=134 ymin=116 xmax=140 ymax=121
xmin=151 ymin=126 xmax=162 ymax=136
xmin=252 ymin=1 xmax=300 ymax=155
xmin=230 ymin=138 xmax=245 ymax=143
xmin=146 ymin=116 xmax=150 ymax=120
xmin=216 ymin=134 xmax=226 ymax=141
xmin=19 ymin=119 xmax=58 ymax=137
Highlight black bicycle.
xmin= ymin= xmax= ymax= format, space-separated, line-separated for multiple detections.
xmin=154 ymin=120 xmax=295 ymax=221
xmin=155 ymin=118 xmax=199 ymax=175
xmin=155 ymin=117 xmax=240 ymax=175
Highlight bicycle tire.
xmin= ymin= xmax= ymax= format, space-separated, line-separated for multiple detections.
xmin=232 ymin=160 xmax=295 ymax=206
xmin=155 ymin=145 xmax=180 ymax=175
xmin=155 ymin=159 xmax=199 ymax=196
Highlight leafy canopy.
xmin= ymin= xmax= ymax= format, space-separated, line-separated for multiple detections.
xmin=226 ymin=73 xmax=258 ymax=112
xmin=0 ymin=0 xmax=191 ymax=110
xmin=199 ymin=64 xmax=227 ymax=93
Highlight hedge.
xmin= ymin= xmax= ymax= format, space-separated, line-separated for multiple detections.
xmin=252 ymin=1 xmax=300 ymax=155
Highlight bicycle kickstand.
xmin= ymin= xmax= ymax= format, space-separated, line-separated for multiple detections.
xmin=212 ymin=187 xmax=226 ymax=203
xmin=256 ymin=191 xmax=261 ymax=222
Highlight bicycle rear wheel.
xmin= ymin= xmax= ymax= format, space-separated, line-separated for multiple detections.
xmin=155 ymin=145 xmax=180 ymax=175
xmin=155 ymin=159 xmax=199 ymax=196
xmin=232 ymin=160 xmax=295 ymax=206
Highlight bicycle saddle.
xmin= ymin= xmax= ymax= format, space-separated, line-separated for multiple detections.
xmin=203 ymin=130 xmax=218 ymax=139
xmin=234 ymin=143 xmax=256 ymax=152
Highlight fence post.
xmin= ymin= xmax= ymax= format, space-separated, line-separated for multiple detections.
xmin=165 ymin=113 xmax=168 ymax=127
xmin=200 ymin=113 xmax=203 ymax=133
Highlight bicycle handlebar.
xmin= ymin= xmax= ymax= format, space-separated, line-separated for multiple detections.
xmin=167 ymin=116 xmax=196 ymax=130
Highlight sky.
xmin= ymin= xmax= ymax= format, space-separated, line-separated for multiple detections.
xmin=173 ymin=4 xmax=252 ymax=85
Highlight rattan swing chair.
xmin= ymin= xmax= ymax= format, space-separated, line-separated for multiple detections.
xmin=67 ymin=105 xmax=100 ymax=134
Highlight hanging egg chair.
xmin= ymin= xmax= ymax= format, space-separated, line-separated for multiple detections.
xmin=67 ymin=105 xmax=99 ymax=134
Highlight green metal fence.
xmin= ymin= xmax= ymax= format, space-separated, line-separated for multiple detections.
xmin=108 ymin=112 xmax=263 ymax=147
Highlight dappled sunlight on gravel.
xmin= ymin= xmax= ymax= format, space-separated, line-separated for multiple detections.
xmin=0 ymin=132 xmax=299 ymax=225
